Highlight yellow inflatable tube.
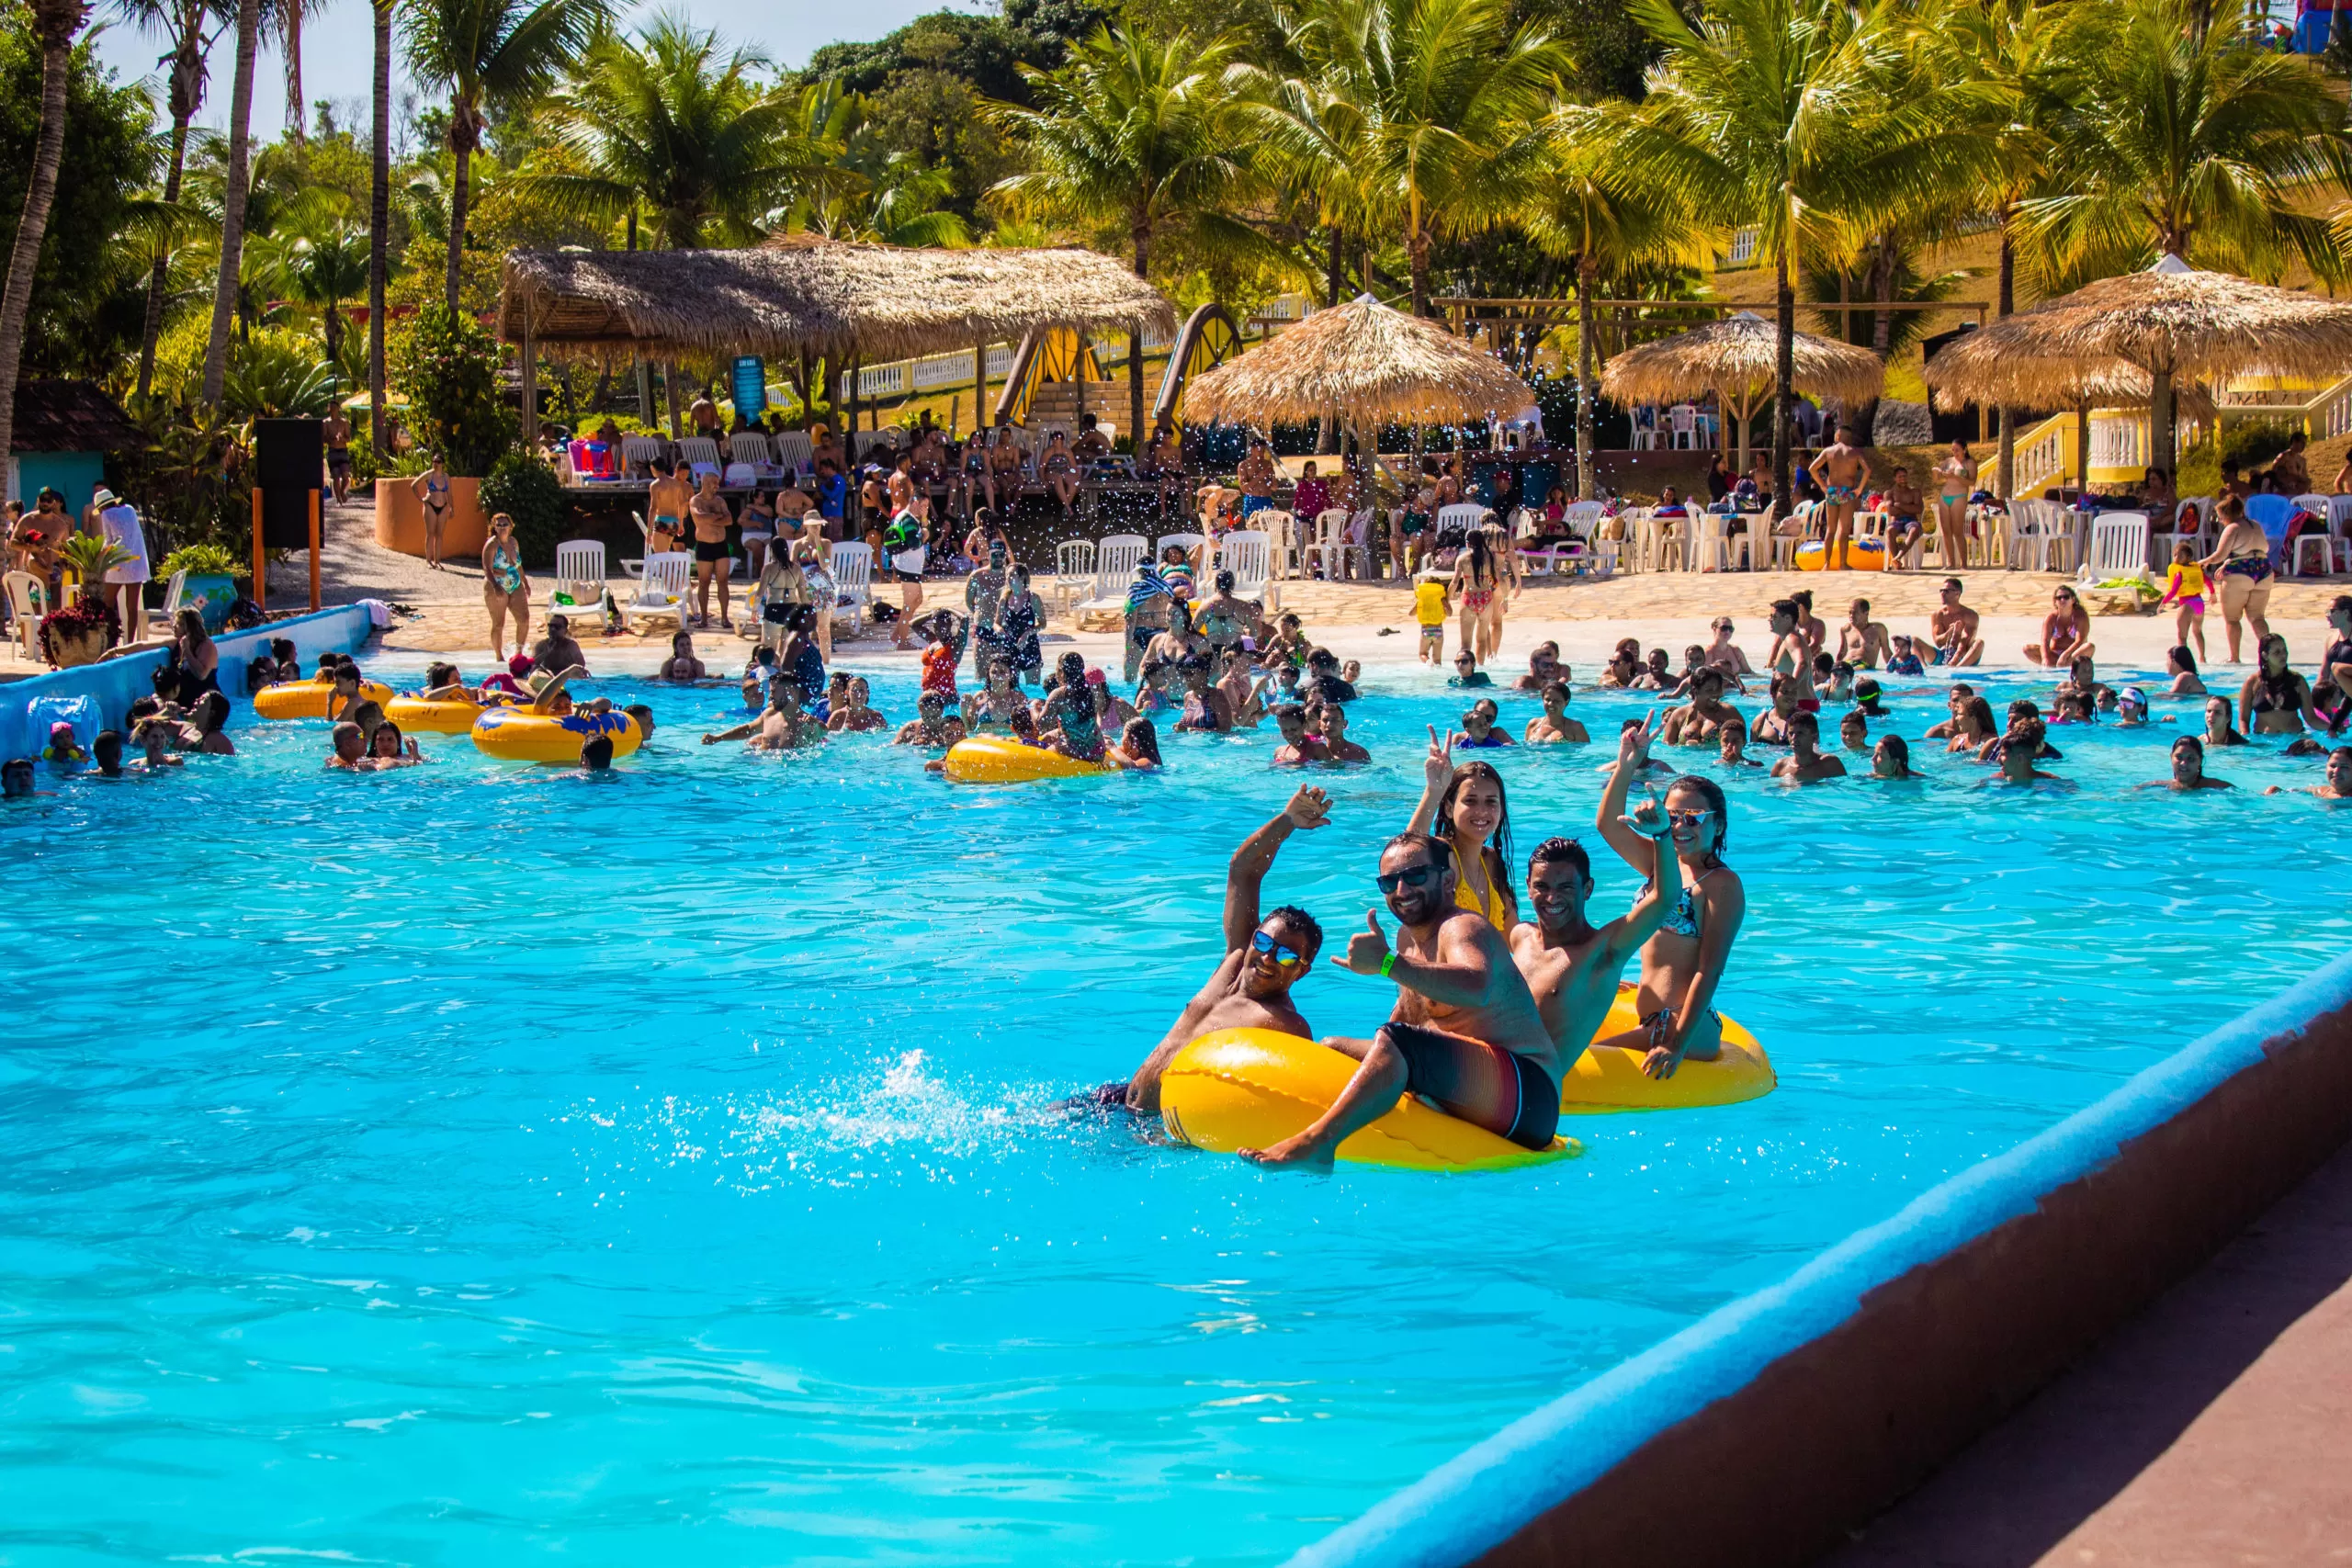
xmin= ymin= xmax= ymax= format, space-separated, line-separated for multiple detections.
xmin=385 ymin=695 xmax=485 ymax=735
xmin=1556 ymin=984 xmax=1775 ymax=1112
xmin=1159 ymin=1029 xmax=1579 ymax=1172
xmin=252 ymin=680 xmax=393 ymax=720
xmin=942 ymin=736 xmax=1114 ymax=784
xmin=470 ymin=705 xmax=641 ymax=763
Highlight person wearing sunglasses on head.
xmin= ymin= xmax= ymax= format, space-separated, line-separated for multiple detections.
xmin=1238 ymin=823 xmax=1556 ymax=1170
xmin=1590 ymin=712 xmax=1747 ymax=1081
xmin=1097 ymin=786 xmax=1332 ymax=1118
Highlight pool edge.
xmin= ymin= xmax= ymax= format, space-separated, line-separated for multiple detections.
xmin=1285 ymin=951 xmax=2352 ymax=1568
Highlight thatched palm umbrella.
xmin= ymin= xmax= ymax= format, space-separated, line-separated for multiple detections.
xmin=1925 ymin=254 xmax=2352 ymax=479
xmin=1182 ymin=294 xmax=1533 ymax=437
xmin=1924 ymin=329 xmax=2215 ymax=499
xmin=1599 ymin=310 xmax=1884 ymax=470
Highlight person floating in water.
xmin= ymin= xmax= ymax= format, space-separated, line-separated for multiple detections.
xmin=1102 ymin=785 xmax=1331 ymax=1116
xmin=1237 ymin=827 xmax=1560 ymax=1169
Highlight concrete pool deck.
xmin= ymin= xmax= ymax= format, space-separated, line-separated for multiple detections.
xmin=1823 ymin=1138 xmax=2352 ymax=1568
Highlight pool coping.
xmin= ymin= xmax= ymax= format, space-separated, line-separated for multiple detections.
xmin=1285 ymin=949 xmax=2352 ymax=1568
xmin=0 ymin=604 xmax=374 ymax=761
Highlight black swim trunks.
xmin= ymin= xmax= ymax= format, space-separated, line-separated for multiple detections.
xmin=1379 ymin=1021 xmax=1558 ymax=1151
xmin=695 ymin=537 xmax=729 ymax=563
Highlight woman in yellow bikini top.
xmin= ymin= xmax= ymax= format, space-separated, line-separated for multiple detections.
xmin=1405 ymin=729 xmax=1518 ymax=931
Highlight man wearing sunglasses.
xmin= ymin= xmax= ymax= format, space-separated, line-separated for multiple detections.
xmin=1238 ymin=829 xmax=1555 ymax=1169
xmin=1102 ymin=785 xmax=1332 ymax=1116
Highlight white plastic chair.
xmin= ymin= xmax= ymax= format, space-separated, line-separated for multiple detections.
xmin=828 ymin=541 xmax=874 ymax=633
xmin=1076 ymin=534 xmax=1148 ymax=621
xmin=2328 ymin=495 xmax=2352 ymax=573
xmin=1251 ymin=510 xmax=1298 ymax=578
xmin=2077 ymin=512 xmax=2151 ymax=584
xmin=772 ymin=431 xmax=813 ymax=474
xmin=5 ymin=570 xmax=52 ymax=660
xmin=620 ymin=435 xmax=664 ymax=475
xmin=620 ymin=552 xmax=692 ymax=631
xmin=1560 ymin=501 xmax=1604 ymax=537
xmin=2287 ymin=493 xmax=2336 ymax=576
xmin=550 ymin=540 xmax=607 ymax=619
xmin=1436 ymin=502 xmax=1493 ymax=539
xmin=1668 ymin=403 xmax=1699 ymax=450
xmin=1050 ymin=539 xmax=1095 ymax=615
xmin=1218 ymin=530 xmax=1272 ymax=604
xmin=151 ymin=570 xmax=187 ymax=635
xmin=722 ymin=461 xmax=757 ymax=488
xmin=729 ymin=433 xmax=773 ymax=465
xmin=1153 ymin=532 xmax=1209 ymax=575
xmin=675 ymin=436 xmax=721 ymax=470
xmin=1301 ymin=510 xmax=1349 ymax=580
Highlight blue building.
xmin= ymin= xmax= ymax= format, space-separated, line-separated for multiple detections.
xmin=6 ymin=379 xmax=135 ymax=513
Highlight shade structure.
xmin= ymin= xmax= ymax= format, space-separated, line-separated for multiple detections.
xmin=1180 ymin=295 xmax=1533 ymax=432
xmin=1925 ymin=328 xmax=2216 ymax=498
xmin=1920 ymin=254 xmax=2352 ymax=476
xmin=496 ymin=234 xmax=1174 ymax=363
xmin=1599 ymin=311 xmax=1884 ymax=468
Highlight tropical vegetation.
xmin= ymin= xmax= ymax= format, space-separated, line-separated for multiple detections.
xmin=4 ymin=0 xmax=2351 ymax=525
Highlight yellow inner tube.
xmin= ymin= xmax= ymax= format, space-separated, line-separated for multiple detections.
xmin=470 ymin=706 xmax=642 ymax=763
xmin=384 ymin=695 xmax=485 ymax=735
xmin=942 ymin=736 xmax=1114 ymax=784
xmin=1560 ymin=984 xmax=1774 ymax=1111
xmin=252 ymin=680 xmax=393 ymax=720
xmin=1159 ymin=1029 xmax=1579 ymax=1172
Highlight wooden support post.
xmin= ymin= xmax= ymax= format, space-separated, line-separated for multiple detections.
xmin=975 ymin=341 xmax=988 ymax=429
xmin=519 ymin=298 xmax=537 ymax=448
xmin=251 ymin=488 xmax=266 ymax=608
xmin=308 ymin=488 xmax=322 ymax=612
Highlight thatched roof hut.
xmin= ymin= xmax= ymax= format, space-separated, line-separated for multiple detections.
xmin=1600 ymin=311 xmax=1883 ymax=468
xmin=496 ymin=233 xmax=1174 ymax=362
xmin=1181 ymin=295 xmax=1532 ymax=431
xmin=1924 ymin=254 xmax=2352 ymax=473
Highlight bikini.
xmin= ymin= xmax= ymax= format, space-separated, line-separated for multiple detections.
xmin=1450 ymin=845 xmax=1511 ymax=931
xmin=1638 ymin=870 xmax=1724 ymax=1041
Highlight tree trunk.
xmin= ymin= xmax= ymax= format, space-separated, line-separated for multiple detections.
xmin=1857 ymin=231 xmax=1895 ymax=446
xmin=1772 ymin=250 xmax=1794 ymax=510
xmin=284 ymin=0 xmax=304 ymax=143
xmin=198 ymin=0 xmax=261 ymax=405
xmin=136 ymin=103 xmax=193 ymax=400
xmin=1129 ymin=226 xmax=1148 ymax=455
xmin=0 ymin=1 xmax=80 ymax=477
xmin=1996 ymin=219 xmax=2017 ymax=500
xmin=368 ymin=0 xmax=390 ymax=447
xmin=444 ymin=110 xmax=473 ymax=315
xmin=1408 ymin=224 xmax=1430 ymax=319
xmin=2150 ymin=365 xmax=2177 ymax=478
xmin=1317 ymin=228 xmax=1343 ymax=455
xmin=1575 ymin=257 xmax=1596 ymax=501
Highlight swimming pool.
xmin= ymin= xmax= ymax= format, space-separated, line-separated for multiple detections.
xmin=5 ymin=658 xmax=2345 ymax=1565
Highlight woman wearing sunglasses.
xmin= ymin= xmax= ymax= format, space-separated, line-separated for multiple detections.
xmin=1097 ymin=786 xmax=1331 ymax=1117
xmin=1592 ymin=712 xmax=1746 ymax=1081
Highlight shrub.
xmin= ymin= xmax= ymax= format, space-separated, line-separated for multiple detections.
xmin=479 ymin=451 xmax=569 ymax=568
xmin=391 ymin=305 xmax=518 ymax=477
xmin=158 ymin=543 xmax=245 ymax=580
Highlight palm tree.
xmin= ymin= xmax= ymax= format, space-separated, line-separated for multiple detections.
xmin=1607 ymin=0 xmax=1982 ymax=502
xmin=1250 ymin=0 xmax=1566 ymax=319
xmin=403 ymin=0 xmax=605 ymax=311
xmin=197 ymin=0 xmax=261 ymax=405
xmin=0 ymin=0 xmax=95 ymax=478
xmin=119 ymin=0 xmax=223 ymax=400
xmin=268 ymin=0 xmax=319 ymax=143
xmin=278 ymin=216 xmax=370 ymax=377
xmin=1532 ymin=118 xmax=1695 ymax=498
xmin=989 ymin=27 xmax=1270 ymax=446
xmin=2026 ymin=0 xmax=2352 ymax=471
xmin=517 ymin=13 xmax=827 ymax=249
xmin=368 ymin=0 xmax=391 ymax=451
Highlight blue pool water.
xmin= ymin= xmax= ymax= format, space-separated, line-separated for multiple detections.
xmin=5 ymin=656 xmax=2346 ymax=1566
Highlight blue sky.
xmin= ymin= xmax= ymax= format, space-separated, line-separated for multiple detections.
xmin=89 ymin=0 xmax=971 ymax=143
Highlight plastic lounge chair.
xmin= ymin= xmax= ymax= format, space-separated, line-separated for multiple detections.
xmin=1218 ymin=530 xmax=1272 ymax=605
xmin=676 ymin=436 xmax=721 ymax=471
xmin=1051 ymin=539 xmax=1096 ymax=615
xmin=621 ymin=552 xmax=692 ymax=632
xmin=2077 ymin=512 xmax=2151 ymax=585
xmin=729 ymin=434 xmax=773 ymax=466
xmin=1075 ymin=534 xmax=1147 ymax=628
xmin=549 ymin=540 xmax=607 ymax=620
xmin=1153 ymin=532 xmax=1208 ymax=577
xmin=772 ymin=431 xmax=813 ymax=475
xmin=620 ymin=435 xmax=664 ymax=476
xmin=828 ymin=542 xmax=874 ymax=634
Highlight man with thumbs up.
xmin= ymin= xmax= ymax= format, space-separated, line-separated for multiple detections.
xmin=1238 ymin=829 xmax=1557 ymax=1169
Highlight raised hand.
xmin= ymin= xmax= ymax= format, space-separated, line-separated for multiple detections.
xmin=1623 ymin=784 xmax=1672 ymax=839
xmin=1283 ymin=784 xmax=1332 ymax=830
xmin=1342 ymin=910 xmax=1392 ymax=976
xmin=1617 ymin=708 xmax=1659 ymax=772
xmin=1422 ymin=724 xmax=1457 ymax=794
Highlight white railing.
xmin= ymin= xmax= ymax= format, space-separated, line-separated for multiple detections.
xmin=1721 ymin=227 xmax=1759 ymax=267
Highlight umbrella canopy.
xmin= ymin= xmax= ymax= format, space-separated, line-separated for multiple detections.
xmin=1921 ymin=254 xmax=2352 ymax=475
xmin=1181 ymin=294 xmax=1532 ymax=432
xmin=1922 ymin=329 xmax=2217 ymax=415
xmin=1599 ymin=311 xmax=1884 ymax=467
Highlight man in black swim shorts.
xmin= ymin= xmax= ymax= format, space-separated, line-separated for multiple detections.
xmin=1239 ymin=832 xmax=1559 ymax=1168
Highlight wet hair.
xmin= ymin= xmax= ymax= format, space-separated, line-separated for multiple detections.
xmin=1262 ymin=903 xmax=1323 ymax=953
xmin=1120 ymin=716 xmax=1161 ymax=763
xmin=1011 ymin=705 xmax=1040 ymax=743
xmin=1665 ymin=773 xmax=1730 ymax=852
xmin=2007 ymin=698 xmax=2041 ymax=720
xmin=246 ymin=655 xmax=279 ymax=693
xmin=1840 ymin=707 xmax=1869 ymax=733
xmin=2167 ymin=644 xmax=2198 ymax=674
xmin=1962 ymin=695 xmax=1997 ymax=736
xmin=1541 ymin=680 xmax=1569 ymax=703
xmin=1770 ymin=598 xmax=1798 ymax=624
xmin=582 ymin=736 xmax=615 ymax=769
xmin=1529 ymin=835 xmax=1591 ymax=881
xmin=1383 ymin=830 xmax=1449 ymax=869
xmin=93 ymin=729 xmax=123 ymax=773
xmin=1057 ymin=650 xmax=1086 ymax=683
xmin=1215 ymin=569 xmax=1236 ymax=592
xmin=1272 ymin=702 xmax=1309 ymax=728
xmin=2010 ymin=716 xmax=2048 ymax=750
xmin=1 ymin=758 xmax=31 ymax=795
xmin=370 ymin=721 xmax=405 ymax=757
xmin=127 ymin=695 xmax=162 ymax=723
xmin=2173 ymin=733 xmax=2205 ymax=760
xmin=426 ymin=661 xmax=459 ymax=687
xmin=197 ymin=691 xmax=230 ymax=731
xmin=1813 ymin=652 xmax=1836 ymax=676
xmin=623 ymin=703 xmax=655 ymax=736
xmin=1877 ymin=734 xmax=1911 ymax=771
xmin=1790 ymin=710 xmax=1821 ymax=739
xmin=1433 ymin=759 xmax=1511 ymax=872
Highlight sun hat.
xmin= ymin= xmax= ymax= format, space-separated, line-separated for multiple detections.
xmin=90 ymin=487 xmax=119 ymax=508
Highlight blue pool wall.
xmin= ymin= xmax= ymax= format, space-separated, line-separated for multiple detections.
xmin=0 ymin=604 xmax=374 ymax=761
xmin=1289 ymin=950 xmax=2352 ymax=1568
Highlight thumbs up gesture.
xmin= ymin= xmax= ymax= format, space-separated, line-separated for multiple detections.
xmin=1344 ymin=910 xmax=1392 ymax=976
